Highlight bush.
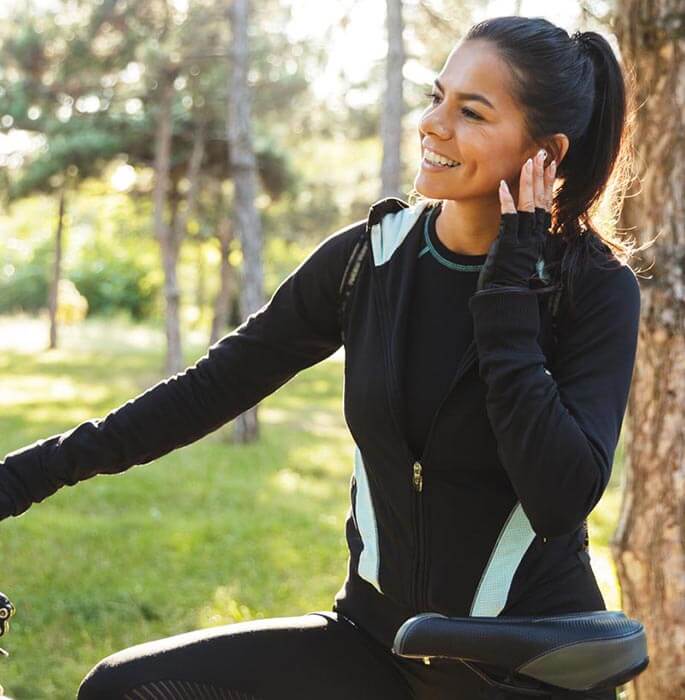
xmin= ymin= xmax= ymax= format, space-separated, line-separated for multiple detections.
xmin=0 ymin=240 xmax=52 ymax=314
xmin=69 ymin=253 xmax=160 ymax=320
xmin=0 ymin=239 xmax=160 ymax=320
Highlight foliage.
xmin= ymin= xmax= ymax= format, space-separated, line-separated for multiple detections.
xmin=69 ymin=246 xmax=160 ymax=320
xmin=0 ymin=238 xmax=52 ymax=314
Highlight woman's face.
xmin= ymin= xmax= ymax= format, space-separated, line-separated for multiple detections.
xmin=415 ymin=39 xmax=539 ymax=203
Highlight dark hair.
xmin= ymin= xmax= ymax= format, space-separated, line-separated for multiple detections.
xmin=408 ymin=16 xmax=651 ymax=315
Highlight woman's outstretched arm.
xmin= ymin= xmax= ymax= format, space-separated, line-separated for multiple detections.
xmin=0 ymin=220 xmax=365 ymax=521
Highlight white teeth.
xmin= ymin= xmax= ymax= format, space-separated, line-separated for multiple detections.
xmin=424 ymin=149 xmax=460 ymax=167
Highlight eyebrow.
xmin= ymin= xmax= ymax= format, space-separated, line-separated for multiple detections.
xmin=433 ymin=78 xmax=495 ymax=110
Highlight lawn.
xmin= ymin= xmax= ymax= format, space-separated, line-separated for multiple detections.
xmin=0 ymin=315 xmax=626 ymax=699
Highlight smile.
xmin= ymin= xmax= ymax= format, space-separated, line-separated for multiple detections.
xmin=422 ymin=148 xmax=461 ymax=170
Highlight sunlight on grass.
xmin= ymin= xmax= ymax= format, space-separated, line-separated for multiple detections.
xmin=197 ymin=584 xmax=265 ymax=626
xmin=0 ymin=374 xmax=109 ymax=407
xmin=0 ymin=315 xmax=51 ymax=353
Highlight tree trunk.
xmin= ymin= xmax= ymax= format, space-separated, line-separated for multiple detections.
xmin=153 ymin=70 xmax=183 ymax=374
xmin=380 ymin=0 xmax=405 ymax=199
xmin=612 ymin=4 xmax=685 ymax=699
xmin=47 ymin=186 xmax=66 ymax=350
xmin=174 ymin=116 xmax=207 ymax=331
xmin=227 ymin=0 xmax=263 ymax=443
xmin=195 ymin=240 xmax=206 ymax=323
xmin=210 ymin=216 xmax=235 ymax=345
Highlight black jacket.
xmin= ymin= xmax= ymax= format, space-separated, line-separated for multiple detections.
xmin=0 ymin=196 xmax=641 ymax=653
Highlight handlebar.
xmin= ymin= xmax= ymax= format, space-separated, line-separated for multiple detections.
xmin=0 ymin=592 xmax=15 ymax=658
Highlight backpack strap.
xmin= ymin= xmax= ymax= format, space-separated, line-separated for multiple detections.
xmin=546 ymin=283 xmax=563 ymax=347
xmin=338 ymin=229 xmax=369 ymax=343
xmin=338 ymin=197 xmax=410 ymax=343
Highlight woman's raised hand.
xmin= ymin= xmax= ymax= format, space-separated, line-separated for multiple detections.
xmin=476 ymin=149 xmax=556 ymax=292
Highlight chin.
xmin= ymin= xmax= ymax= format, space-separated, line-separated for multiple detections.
xmin=413 ymin=172 xmax=458 ymax=199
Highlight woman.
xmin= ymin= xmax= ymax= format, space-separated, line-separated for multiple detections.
xmin=0 ymin=16 xmax=641 ymax=700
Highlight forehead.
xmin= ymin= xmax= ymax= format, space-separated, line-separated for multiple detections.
xmin=438 ymin=39 xmax=518 ymax=113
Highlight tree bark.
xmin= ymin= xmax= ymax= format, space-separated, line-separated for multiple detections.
xmin=174 ymin=116 xmax=207 ymax=331
xmin=195 ymin=239 xmax=206 ymax=322
xmin=153 ymin=70 xmax=183 ymax=375
xmin=380 ymin=0 xmax=405 ymax=199
xmin=612 ymin=4 xmax=685 ymax=698
xmin=210 ymin=216 xmax=235 ymax=346
xmin=227 ymin=0 xmax=263 ymax=443
xmin=47 ymin=186 xmax=66 ymax=350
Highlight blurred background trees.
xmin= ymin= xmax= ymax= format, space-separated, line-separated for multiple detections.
xmin=0 ymin=0 xmax=470 ymax=432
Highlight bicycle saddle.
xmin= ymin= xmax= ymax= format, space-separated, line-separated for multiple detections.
xmin=392 ymin=610 xmax=648 ymax=697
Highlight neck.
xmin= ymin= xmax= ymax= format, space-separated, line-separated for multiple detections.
xmin=436 ymin=197 xmax=503 ymax=256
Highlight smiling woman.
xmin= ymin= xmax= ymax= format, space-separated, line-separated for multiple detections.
xmin=410 ymin=16 xmax=645 ymax=301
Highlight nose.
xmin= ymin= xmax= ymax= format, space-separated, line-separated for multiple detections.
xmin=419 ymin=107 xmax=451 ymax=142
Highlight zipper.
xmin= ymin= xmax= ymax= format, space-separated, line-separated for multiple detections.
xmin=366 ymin=218 xmax=478 ymax=614
xmin=412 ymin=460 xmax=424 ymax=611
xmin=371 ymin=261 xmax=429 ymax=611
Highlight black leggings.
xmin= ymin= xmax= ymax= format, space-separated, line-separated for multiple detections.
xmin=75 ymin=610 xmax=619 ymax=700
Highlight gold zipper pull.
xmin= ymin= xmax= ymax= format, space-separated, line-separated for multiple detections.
xmin=413 ymin=462 xmax=423 ymax=492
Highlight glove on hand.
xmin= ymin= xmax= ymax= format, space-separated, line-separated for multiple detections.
xmin=476 ymin=207 xmax=552 ymax=292
xmin=476 ymin=152 xmax=556 ymax=292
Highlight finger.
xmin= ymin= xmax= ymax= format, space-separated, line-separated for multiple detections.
xmin=517 ymin=157 xmax=534 ymax=212
xmin=499 ymin=179 xmax=516 ymax=214
xmin=533 ymin=150 xmax=546 ymax=209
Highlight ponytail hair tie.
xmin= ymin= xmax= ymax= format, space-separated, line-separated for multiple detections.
xmin=571 ymin=30 xmax=593 ymax=54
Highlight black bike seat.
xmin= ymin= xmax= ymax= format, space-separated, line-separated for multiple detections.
xmin=392 ymin=610 xmax=648 ymax=693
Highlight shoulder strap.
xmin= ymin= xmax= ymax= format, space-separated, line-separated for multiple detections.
xmin=546 ymin=283 xmax=563 ymax=344
xmin=338 ymin=229 xmax=369 ymax=343
xmin=338 ymin=197 xmax=410 ymax=342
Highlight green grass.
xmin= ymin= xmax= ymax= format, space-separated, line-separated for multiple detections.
xmin=0 ymin=315 xmax=352 ymax=699
xmin=0 ymin=315 xmax=625 ymax=698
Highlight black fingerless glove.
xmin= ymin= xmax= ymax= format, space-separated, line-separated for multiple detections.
xmin=476 ymin=207 xmax=552 ymax=292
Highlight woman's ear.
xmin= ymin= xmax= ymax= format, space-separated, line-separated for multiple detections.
xmin=545 ymin=133 xmax=570 ymax=168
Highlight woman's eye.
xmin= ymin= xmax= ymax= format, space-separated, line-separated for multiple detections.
xmin=422 ymin=91 xmax=482 ymax=121
xmin=423 ymin=90 xmax=440 ymax=105
xmin=461 ymin=107 xmax=482 ymax=121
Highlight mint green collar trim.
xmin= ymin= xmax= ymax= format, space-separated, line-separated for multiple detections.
xmin=419 ymin=205 xmax=485 ymax=271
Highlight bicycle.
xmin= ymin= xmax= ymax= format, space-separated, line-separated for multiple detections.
xmin=0 ymin=591 xmax=15 ymax=700
xmin=0 ymin=591 xmax=648 ymax=699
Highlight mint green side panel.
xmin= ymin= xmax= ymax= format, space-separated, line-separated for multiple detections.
xmin=469 ymin=501 xmax=536 ymax=617
xmin=353 ymin=446 xmax=382 ymax=593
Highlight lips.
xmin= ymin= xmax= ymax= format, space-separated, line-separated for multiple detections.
xmin=422 ymin=143 xmax=460 ymax=163
xmin=422 ymin=153 xmax=461 ymax=170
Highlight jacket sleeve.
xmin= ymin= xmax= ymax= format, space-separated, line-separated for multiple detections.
xmin=467 ymin=260 xmax=641 ymax=538
xmin=0 ymin=221 xmax=365 ymax=521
